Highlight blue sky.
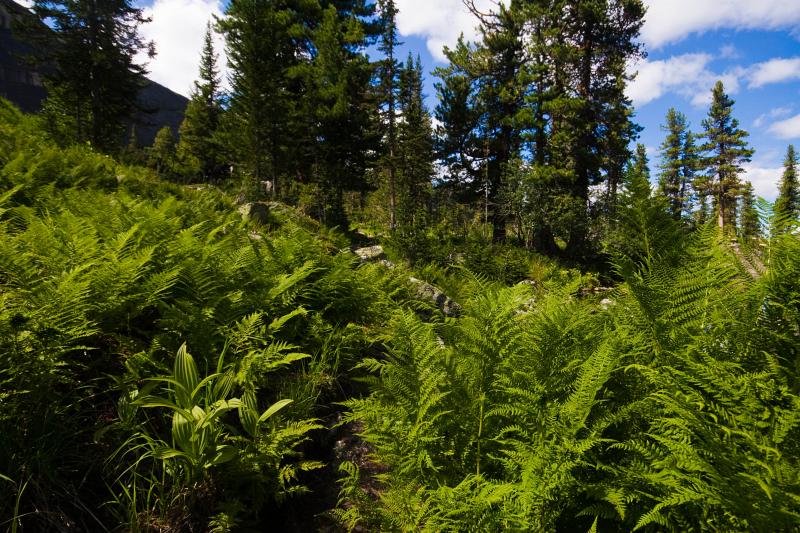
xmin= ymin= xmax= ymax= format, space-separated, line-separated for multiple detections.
xmin=135 ymin=0 xmax=800 ymax=199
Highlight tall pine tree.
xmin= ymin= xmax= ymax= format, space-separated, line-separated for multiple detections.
xmin=397 ymin=54 xmax=434 ymax=230
xmin=308 ymin=4 xmax=379 ymax=228
xmin=435 ymin=1 xmax=526 ymax=243
xmin=378 ymin=0 xmax=400 ymax=230
xmin=219 ymin=0 xmax=297 ymax=200
xmin=658 ymin=108 xmax=696 ymax=220
xmin=700 ymin=81 xmax=754 ymax=233
xmin=775 ymin=144 xmax=799 ymax=224
xmin=739 ymin=181 xmax=760 ymax=241
xmin=178 ymin=22 xmax=226 ymax=183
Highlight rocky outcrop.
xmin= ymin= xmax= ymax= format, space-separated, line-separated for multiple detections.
xmin=353 ymin=245 xmax=386 ymax=263
xmin=237 ymin=202 xmax=270 ymax=225
xmin=409 ymin=277 xmax=461 ymax=317
xmin=352 ymin=244 xmax=459 ymax=317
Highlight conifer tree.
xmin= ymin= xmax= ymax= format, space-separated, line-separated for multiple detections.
xmin=435 ymin=0 xmax=644 ymax=253
xmin=29 ymin=0 xmax=154 ymax=151
xmin=397 ymin=54 xmax=434 ymax=230
xmin=149 ymin=126 xmax=177 ymax=176
xmin=601 ymin=76 xmax=641 ymax=216
xmin=556 ymin=0 xmax=646 ymax=256
xmin=435 ymin=2 xmax=526 ymax=243
xmin=700 ymin=81 xmax=754 ymax=233
xmin=775 ymin=144 xmax=799 ymax=224
xmin=308 ymin=4 xmax=379 ymax=228
xmin=121 ymin=126 xmax=146 ymax=165
xmin=178 ymin=22 xmax=226 ymax=183
xmin=739 ymin=181 xmax=760 ymax=241
xmin=630 ymin=143 xmax=650 ymax=185
xmin=378 ymin=0 xmax=400 ymax=230
xmin=219 ymin=0 xmax=296 ymax=200
xmin=658 ymin=108 xmax=695 ymax=220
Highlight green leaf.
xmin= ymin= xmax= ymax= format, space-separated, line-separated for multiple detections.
xmin=258 ymin=398 xmax=293 ymax=424
xmin=174 ymin=343 xmax=200 ymax=408
xmin=239 ymin=390 xmax=258 ymax=437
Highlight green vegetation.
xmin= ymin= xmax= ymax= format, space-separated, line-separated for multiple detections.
xmin=3 ymin=0 xmax=800 ymax=530
xmin=0 ymin=100 xmax=410 ymax=529
xmin=2 ymin=94 xmax=799 ymax=531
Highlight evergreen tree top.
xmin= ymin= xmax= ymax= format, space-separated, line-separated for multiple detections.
xmin=194 ymin=22 xmax=220 ymax=102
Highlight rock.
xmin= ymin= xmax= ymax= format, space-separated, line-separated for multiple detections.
xmin=600 ymin=298 xmax=615 ymax=310
xmin=409 ymin=277 xmax=462 ymax=317
xmin=448 ymin=252 xmax=465 ymax=265
xmin=237 ymin=202 xmax=270 ymax=225
xmin=353 ymin=245 xmax=386 ymax=263
xmin=577 ymin=286 xmax=613 ymax=298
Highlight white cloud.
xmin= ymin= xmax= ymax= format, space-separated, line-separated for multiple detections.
xmin=641 ymin=0 xmax=800 ymax=48
xmin=768 ymin=113 xmax=800 ymax=139
xmin=395 ymin=0 xmax=800 ymax=56
xmin=627 ymin=53 xmax=742 ymax=108
xmin=395 ymin=0 xmax=507 ymax=61
xmin=628 ymin=51 xmax=800 ymax=108
xmin=742 ymin=164 xmax=781 ymax=199
xmin=753 ymin=106 xmax=793 ymax=129
xmin=747 ymin=57 xmax=800 ymax=88
xmin=719 ymin=44 xmax=739 ymax=59
xmin=137 ymin=0 xmax=226 ymax=97
xmin=627 ymin=53 xmax=712 ymax=105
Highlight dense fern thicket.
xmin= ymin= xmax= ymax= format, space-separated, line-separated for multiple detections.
xmin=2 ymin=97 xmax=800 ymax=532
xmin=340 ymin=183 xmax=800 ymax=531
xmin=0 ymin=100 xmax=421 ymax=529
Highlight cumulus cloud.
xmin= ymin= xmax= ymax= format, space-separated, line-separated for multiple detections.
xmin=768 ymin=113 xmax=800 ymax=140
xmin=137 ymin=0 xmax=226 ymax=97
xmin=626 ymin=53 xmax=742 ymax=108
xmin=395 ymin=0 xmax=507 ymax=61
xmin=747 ymin=57 xmax=800 ymax=88
xmin=742 ymin=164 xmax=782 ymax=199
xmin=641 ymin=0 xmax=800 ymax=49
xmin=394 ymin=1 xmax=800 ymax=57
xmin=627 ymin=53 xmax=712 ymax=106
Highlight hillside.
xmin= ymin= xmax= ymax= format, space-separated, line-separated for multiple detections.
xmin=2 ymin=97 xmax=800 ymax=531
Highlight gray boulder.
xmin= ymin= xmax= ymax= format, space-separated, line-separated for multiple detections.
xmin=354 ymin=245 xmax=386 ymax=263
xmin=237 ymin=202 xmax=270 ymax=225
xmin=409 ymin=277 xmax=461 ymax=317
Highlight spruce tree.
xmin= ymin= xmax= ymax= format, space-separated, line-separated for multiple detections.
xmin=378 ymin=0 xmax=400 ymax=230
xmin=397 ymin=54 xmax=434 ymax=230
xmin=700 ymin=81 xmax=754 ymax=233
xmin=775 ymin=145 xmax=799 ymax=224
xmin=121 ymin=126 xmax=146 ymax=165
xmin=177 ymin=22 xmax=226 ymax=183
xmin=29 ymin=0 xmax=154 ymax=151
xmin=630 ymin=143 xmax=650 ymax=185
xmin=739 ymin=181 xmax=760 ymax=241
xmin=435 ymin=0 xmax=645 ymax=253
xmin=219 ymin=0 xmax=296 ymax=200
xmin=308 ymin=4 xmax=379 ymax=228
xmin=682 ymin=132 xmax=699 ymax=220
xmin=435 ymin=1 xmax=528 ymax=243
xmin=557 ymin=0 xmax=646 ymax=256
xmin=149 ymin=126 xmax=177 ymax=177
xmin=658 ymin=108 xmax=695 ymax=220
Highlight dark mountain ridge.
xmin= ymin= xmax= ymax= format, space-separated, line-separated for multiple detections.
xmin=0 ymin=0 xmax=187 ymax=146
